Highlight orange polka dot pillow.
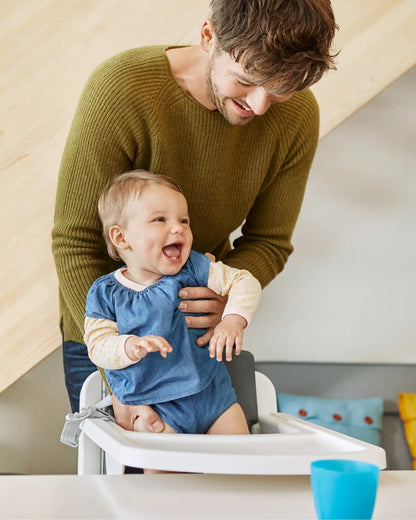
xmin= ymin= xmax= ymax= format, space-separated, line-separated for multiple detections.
xmin=277 ymin=393 xmax=383 ymax=446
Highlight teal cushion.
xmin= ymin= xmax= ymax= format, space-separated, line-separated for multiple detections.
xmin=277 ymin=393 xmax=383 ymax=446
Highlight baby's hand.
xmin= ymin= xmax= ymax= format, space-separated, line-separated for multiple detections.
xmin=125 ymin=335 xmax=172 ymax=362
xmin=209 ymin=314 xmax=247 ymax=362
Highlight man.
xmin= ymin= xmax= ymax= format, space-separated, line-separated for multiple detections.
xmin=52 ymin=0 xmax=337 ymax=430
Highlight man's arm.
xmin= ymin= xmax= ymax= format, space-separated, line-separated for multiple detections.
xmin=52 ymin=60 xmax=170 ymax=434
xmin=224 ymin=93 xmax=320 ymax=286
xmin=181 ymin=91 xmax=319 ymax=334
xmin=52 ymin=60 xmax=134 ymax=340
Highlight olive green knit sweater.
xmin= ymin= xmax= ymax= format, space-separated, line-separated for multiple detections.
xmin=52 ymin=46 xmax=319 ymax=344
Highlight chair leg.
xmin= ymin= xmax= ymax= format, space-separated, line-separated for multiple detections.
xmin=78 ymin=431 xmax=103 ymax=475
xmin=105 ymin=453 xmax=124 ymax=475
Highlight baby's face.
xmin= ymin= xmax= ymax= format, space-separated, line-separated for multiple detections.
xmin=123 ymin=184 xmax=193 ymax=283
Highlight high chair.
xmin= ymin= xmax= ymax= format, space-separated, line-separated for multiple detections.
xmin=76 ymin=351 xmax=386 ymax=475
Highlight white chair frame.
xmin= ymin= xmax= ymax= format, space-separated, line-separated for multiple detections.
xmin=78 ymin=370 xmax=386 ymax=475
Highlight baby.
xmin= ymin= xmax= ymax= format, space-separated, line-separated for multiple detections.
xmin=84 ymin=170 xmax=261 ymax=457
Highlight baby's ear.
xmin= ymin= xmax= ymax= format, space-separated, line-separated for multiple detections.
xmin=109 ymin=225 xmax=129 ymax=250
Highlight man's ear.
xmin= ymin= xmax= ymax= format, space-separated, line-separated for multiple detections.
xmin=200 ymin=19 xmax=215 ymax=52
xmin=109 ymin=225 xmax=129 ymax=251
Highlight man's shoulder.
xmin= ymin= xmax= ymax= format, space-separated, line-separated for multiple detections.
xmin=289 ymin=89 xmax=319 ymax=119
xmin=262 ymin=88 xmax=319 ymax=139
xmin=92 ymin=45 xmax=169 ymax=80
xmin=268 ymin=89 xmax=319 ymax=123
xmin=80 ymin=45 xmax=173 ymax=111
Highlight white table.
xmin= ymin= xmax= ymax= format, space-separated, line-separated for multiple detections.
xmin=0 ymin=471 xmax=415 ymax=519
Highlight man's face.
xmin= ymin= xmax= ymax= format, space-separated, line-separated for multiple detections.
xmin=205 ymin=49 xmax=293 ymax=126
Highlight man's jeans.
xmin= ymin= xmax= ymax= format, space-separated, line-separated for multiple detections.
xmin=63 ymin=337 xmax=97 ymax=413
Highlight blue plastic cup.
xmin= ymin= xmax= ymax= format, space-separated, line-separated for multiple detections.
xmin=310 ymin=459 xmax=380 ymax=519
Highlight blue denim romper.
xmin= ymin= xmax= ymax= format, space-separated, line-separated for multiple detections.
xmin=85 ymin=251 xmax=236 ymax=433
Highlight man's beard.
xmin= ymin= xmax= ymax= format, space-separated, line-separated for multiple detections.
xmin=205 ymin=63 xmax=254 ymax=126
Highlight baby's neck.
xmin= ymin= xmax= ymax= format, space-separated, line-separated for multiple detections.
xmin=121 ymin=267 xmax=162 ymax=287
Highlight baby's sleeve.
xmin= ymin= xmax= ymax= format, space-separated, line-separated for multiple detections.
xmin=207 ymin=261 xmax=262 ymax=326
xmin=84 ymin=278 xmax=135 ymax=369
xmin=84 ymin=317 xmax=135 ymax=369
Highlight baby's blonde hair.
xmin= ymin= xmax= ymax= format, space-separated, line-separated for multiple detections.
xmin=98 ymin=169 xmax=182 ymax=261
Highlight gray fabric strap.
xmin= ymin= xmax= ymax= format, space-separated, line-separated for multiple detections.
xmin=61 ymin=396 xmax=115 ymax=448
xmin=95 ymin=394 xmax=113 ymax=409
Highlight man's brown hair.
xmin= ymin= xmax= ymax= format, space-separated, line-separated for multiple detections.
xmin=210 ymin=0 xmax=338 ymax=93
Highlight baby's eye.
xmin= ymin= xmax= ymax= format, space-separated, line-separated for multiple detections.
xmin=180 ymin=218 xmax=190 ymax=225
xmin=153 ymin=217 xmax=166 ymax=223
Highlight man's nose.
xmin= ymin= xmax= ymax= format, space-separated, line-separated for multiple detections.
xmin=247 ymin=88 xmax=293 ymax=115
xmin=246 ymin=88 xmax=272 ymax=116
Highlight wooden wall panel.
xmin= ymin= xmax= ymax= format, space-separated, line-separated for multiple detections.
xmin=1 ymin=0 xmax=415 ymax=392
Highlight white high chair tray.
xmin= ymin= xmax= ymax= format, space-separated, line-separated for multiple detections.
xmin=81 ymin=411 xmax=386 ymax=474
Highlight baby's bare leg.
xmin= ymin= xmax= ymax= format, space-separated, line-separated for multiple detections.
xmin=206 ymin=403 xmax=250 ymax=435
xmin=133 ymin=414 xmax=178 ymax=474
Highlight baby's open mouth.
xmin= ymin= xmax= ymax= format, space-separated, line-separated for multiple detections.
xmin=162 ymin=243 xmax=182 ymax=261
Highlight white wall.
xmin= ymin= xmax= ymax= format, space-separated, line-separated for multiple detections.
xmin=0 ymin=66 xmax=414 ymax=475
xmin=0 ymin=348 xmax=76 ymax=474
xmin=246 ymin=65 xmax=416 ymax=363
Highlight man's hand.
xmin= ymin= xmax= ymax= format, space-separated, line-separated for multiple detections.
xmin=178 ymin=286 xmax=228 ymax=346
xmin=125 ymin=335 xmax=172 ymax=362
xmin=112 ymin=393 xmax=165 ymax=433
xmin=209 ymin=314 xmax=247 ymax=362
